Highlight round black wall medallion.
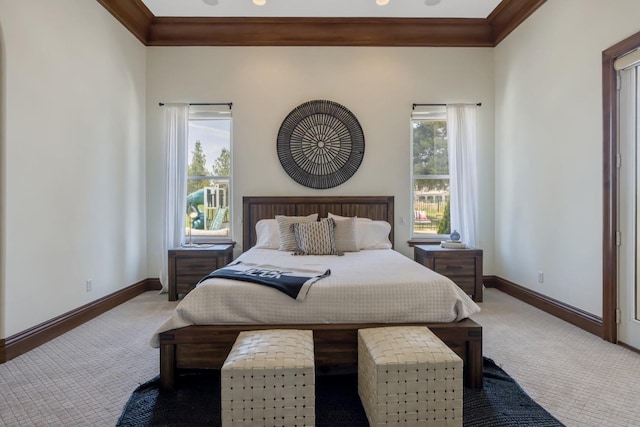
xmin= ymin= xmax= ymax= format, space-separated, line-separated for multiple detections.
xmin=277 ymin=99 xmax=365 ymax=189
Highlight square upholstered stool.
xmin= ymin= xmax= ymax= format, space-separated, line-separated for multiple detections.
xmin=221 ymin=329 xmax=315 ymax=427
xmin=358 ymin=326 xmax=463 ymax=427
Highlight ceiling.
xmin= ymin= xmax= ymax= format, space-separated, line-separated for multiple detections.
xmin=140 ymin=0 xmax=503 ymax=19
xmin=97 ymin=0 xmax=547 ymax=47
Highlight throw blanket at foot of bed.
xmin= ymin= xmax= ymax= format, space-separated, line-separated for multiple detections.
xmin=200 ymin=261 xmax=331 ymax=301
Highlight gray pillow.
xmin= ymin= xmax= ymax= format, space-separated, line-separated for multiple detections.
xmin=292 ymin=218 xmax=341 ymax=256
xmin=275 ymin=214 xmax=318 ymax=251
xmin=331 ymin=216 xmax=359 ymax=252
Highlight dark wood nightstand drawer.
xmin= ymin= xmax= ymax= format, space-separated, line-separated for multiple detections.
xmin=175 ymin=258 xmax=220 ymax=275
xmin=168 ymin=244 xmax=235 ymax=301
xmin=176 ymin=280 xmax=200 ymax=296
xmin=434 ymin=257 xmax=476 ymax=276
xmin=176 ymin=273 xmax=209 ymax=286
xmin=447 ymin=275 xmax=476 ymax=295
xmin=414 ymin=245 xmax=483 ymax=302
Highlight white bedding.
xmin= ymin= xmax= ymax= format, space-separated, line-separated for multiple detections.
xmin=150 ymin=248 xmax=481 ymax=347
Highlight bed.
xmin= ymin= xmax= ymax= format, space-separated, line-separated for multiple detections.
xmin=156 ymin=196 xmax=483 ymax=390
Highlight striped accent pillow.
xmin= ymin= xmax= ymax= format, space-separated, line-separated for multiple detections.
xmin=275 ymin=214 xmax=318 ymax=251
xmin=292 ymin=218 xmax=341 ymax=256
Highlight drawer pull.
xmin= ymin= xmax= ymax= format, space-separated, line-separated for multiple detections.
xmin=445 ymin=265 xmax=464 ymax=270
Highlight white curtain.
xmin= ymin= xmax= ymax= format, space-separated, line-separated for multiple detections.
xmin=447 ymin=104 xmax=478 ymax=247
xmin=159 ymin=104 xmax=189 ymax=292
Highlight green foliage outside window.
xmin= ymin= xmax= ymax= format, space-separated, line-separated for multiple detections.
xmin=212 ymin=147 xmax=230 ymax=177
xmin=413 ymin=120 xmax=448 ymax=192
xmin=187 ymin=141 xmax=208 ymax=194
xmin=413 ymin=117 xmax=450 ymax=235
xmin=437 ymin=199 xmax=451 ymax=235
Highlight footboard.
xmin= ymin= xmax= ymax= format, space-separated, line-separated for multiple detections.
xmin=159 ymin=319 xmax=482 ymax=390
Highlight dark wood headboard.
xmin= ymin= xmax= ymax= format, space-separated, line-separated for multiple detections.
xmin=242 ymin=196 xmax=394 ymax=252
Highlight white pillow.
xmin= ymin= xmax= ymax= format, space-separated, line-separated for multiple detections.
xmin=254 ymin=219 xmax=280 ymax=249
xmin=328 ymin=212 xmax=372 ymax=222
xmin=331 ymin=216 xmax=359 ymax=252
xmin=357 ymin=220 xmax=392 ymax=250
xmin=275 ymin=214 xmax=319 ymax=251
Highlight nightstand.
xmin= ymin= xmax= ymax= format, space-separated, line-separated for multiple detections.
xmin=168 ymin=244 xmax=235 ymax=301
xmin=414 ymin=245 xmax=483 ymax=302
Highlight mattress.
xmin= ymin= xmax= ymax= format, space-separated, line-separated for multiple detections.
xmin=150 ymin=248 xmax=481 ymax=347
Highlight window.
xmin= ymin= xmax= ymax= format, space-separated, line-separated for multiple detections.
xmin=411 ymin=106 xmax=450 ymax=238
xmin=186 ymin=105 xmax=232 ymax=241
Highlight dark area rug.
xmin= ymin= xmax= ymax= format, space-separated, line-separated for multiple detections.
xmin=117 ymin=358 xmax=564 ymax=426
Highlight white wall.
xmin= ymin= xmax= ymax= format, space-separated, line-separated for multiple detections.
xmin=8 ymin=0 xmax=633 ymax=340
xmin=0 ymin=0 xmax=147 ymax=337
xmin=145 ymin=46 xmax=495 ymax=277
xmin=494 ymin=0 xmax=640 ymax=316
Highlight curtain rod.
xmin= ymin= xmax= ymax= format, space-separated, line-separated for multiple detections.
xmin=412 ymin=102 xmax=481 ymax=109
xmin=158 ymin=102 xmax=232 ymax=108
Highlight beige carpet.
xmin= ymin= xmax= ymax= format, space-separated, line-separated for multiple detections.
xmin=473 ymin=290 xmax=640 ymax=427
xmin=0 ymin=288 xmax=639 ymax=426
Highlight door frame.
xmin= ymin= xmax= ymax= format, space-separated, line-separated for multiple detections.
xmin=602 ymin=30 xmax=640 ymax=343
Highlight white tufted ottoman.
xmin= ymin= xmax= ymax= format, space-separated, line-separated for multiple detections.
xmin=358 ymin=326 xmax=463 ymax=427
xmin=221 ymin=329 xmax=315 ymax=427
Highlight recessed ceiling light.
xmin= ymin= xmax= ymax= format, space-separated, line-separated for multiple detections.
xmin=202 ymin=0 xmax=219 ymax=5
xmin=253 ymin=0 xmax=266 ymax=5
xmin=425 ymin=0 xmax=441 ymax=5
xmin=376 ymin=0 xmax=390 ymax=5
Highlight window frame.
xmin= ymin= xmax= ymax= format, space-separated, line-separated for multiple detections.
xmin=185 ymin=107 xmax=233 ymax=244
xmin=409 ymin=107 xmax=451 ymax=244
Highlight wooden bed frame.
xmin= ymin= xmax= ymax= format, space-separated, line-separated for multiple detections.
xmin=158 ymin=196 xmax=483 ymax=390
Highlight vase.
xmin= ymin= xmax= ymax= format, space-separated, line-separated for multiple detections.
xmin=450 ymin=230 xmax=461 ymax=242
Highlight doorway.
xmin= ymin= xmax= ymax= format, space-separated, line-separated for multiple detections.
xmin=618 ymin=59 xmax=640 ymax=350
xmin=603 ymin=30 xmax=640 ymax=347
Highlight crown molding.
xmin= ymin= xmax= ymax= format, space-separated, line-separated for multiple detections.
xmin=487 ymin=0 xmax=547 ymax=45
xmin=97 ymin=0 xmax=546 ymax=47
xmin=96 ymin=0 xmax=154 ymax=43
xmin=148 ymin=17 xmax=493 ymax=47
